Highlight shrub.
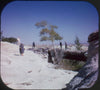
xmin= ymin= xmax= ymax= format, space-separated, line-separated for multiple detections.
xmin=57 ymin=59 xmax=86 ymax=71
xmin=74 ymin=36 xmax=82 ymax=51
xmin=2 ymin=37 xmax=17 ymax=43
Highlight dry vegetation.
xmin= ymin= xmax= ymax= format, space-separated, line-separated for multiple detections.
xmin=55 ymin=59 xmax=86 ymax=71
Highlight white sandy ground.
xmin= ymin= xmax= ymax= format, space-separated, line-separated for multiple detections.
xmin=1 ymin=42 xmax=78 ymax=89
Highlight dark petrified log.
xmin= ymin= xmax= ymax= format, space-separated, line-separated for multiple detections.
xmin=63 ymin=51 xmax=87 ymax=61
xmin=48 ymin=50 xmax=53 ymax=63
xmin=48 ymin=49 xmax=87 ymax=64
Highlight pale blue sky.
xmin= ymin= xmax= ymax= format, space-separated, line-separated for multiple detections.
xmin=1 ymin=1 xmax=99 ymax=45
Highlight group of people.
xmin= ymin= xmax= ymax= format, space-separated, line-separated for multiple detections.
xmin=17 ymin=38 xmax=35 ymax=56
xmin=59 ymin=41 xmax=67 ymax=50
xmin=17 ymin=38 xmax=67 ymax=56
xmin=19 ymin=42 xmax=35 ymax=56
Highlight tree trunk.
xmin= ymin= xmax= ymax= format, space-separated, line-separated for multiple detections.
xmin=52 ymin=41 xmax=55 ymax=50
xmin=52 ymin=41 xmax=58 ymax=64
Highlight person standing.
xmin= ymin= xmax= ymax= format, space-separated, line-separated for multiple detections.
xmin=65 ymin=41 xmax=67 ymax=50
xmin=32 ymin=42 xmax=35 ymax=52
xmin=32 ymin=42 xmax=35 ymax=49
xmin=60 ymin=42 xmax=62 ymax=49
xmin=19 ymin=43 xmax=25 ymax=56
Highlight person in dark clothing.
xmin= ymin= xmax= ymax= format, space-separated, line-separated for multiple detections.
xmin=65 ymin=41 xmax=67 ymax=50
xmin=32 ymin=42 xmax=35 ymax=49
xmin=60 ymin=42 xmax=62 ymax=49
xmin=32 ymin=42 xmax=35 ymax=52
xmin=19 ymin=43 xmax=25 ymax=56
